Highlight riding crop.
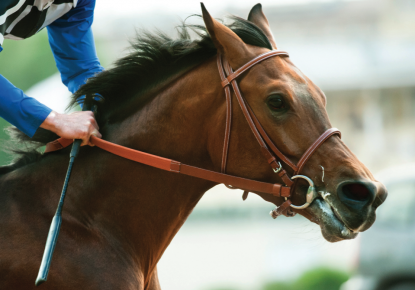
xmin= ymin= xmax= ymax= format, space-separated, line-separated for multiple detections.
xmin=35 ymin=102 xmax=95 ymax=286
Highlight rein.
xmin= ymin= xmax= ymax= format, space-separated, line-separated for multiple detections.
xmin=45 ymin=50 xmax=340 ymax=218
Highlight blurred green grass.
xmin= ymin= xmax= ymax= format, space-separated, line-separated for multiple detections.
xmin=263 ymin=267 xmax=349 ymax=290
xmin=206 ymin=267 xmax=349 ymax=290
xmin=0 ymin=30 xmax=57 ymax=166
xmin=0 ymin=30 xmax=58 ymax=92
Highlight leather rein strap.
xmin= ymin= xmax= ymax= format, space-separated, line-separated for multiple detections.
xmin=46 ymin=136 xmax=290 ymax=197
xmin=45 ymin=50 xmax=341 ymax=215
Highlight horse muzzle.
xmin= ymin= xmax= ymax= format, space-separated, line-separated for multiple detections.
xmin=305 ymin=177 xmax=387 ymax=242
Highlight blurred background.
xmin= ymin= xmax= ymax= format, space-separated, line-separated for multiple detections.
xmin=1 ymin=0 xmax=415 ymax=289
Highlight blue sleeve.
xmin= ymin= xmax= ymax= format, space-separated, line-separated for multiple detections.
xmin=47 ymin=0 xmax=104 ymax=94
xmin=0 ymin=75 xmax=52 ymax=137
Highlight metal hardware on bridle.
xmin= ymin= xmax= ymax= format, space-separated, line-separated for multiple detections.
xmin=216 ymin=50 xmax=341 ymax=219
xmin=273 ymin=162 xmax=283 ymax=173
xmin=289 ymin=175 xmax=318 ymax=209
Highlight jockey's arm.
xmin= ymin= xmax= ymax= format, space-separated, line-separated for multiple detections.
xmin=0 ymin=76 xmax=101 ymax=146
xmin=44 ymin=0 xmax=104 ymax=146
xmin=46 ymin=0 xmax=104 ymax=95
xmin=0 ymin=0 xmax=102 ymax=146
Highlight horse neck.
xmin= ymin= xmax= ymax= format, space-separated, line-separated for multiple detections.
xmin=67 ymin=56 xmax=225 ymax=274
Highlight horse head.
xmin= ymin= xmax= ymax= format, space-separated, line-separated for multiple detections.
xmin=202 ymin=4 xmax=387 ymax=242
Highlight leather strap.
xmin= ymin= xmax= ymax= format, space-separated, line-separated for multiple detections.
xmin=44 ymin=136 xmax=291 ymax=198
xmin=276 ymin=200 xmax=293 ymax=217
xmin=45 ymin=138 xmax=74 ymax=152
xmin=220 ymin=54 xmax=287 ymax=175
xmin=221 ymin=51 xmax=289 ymax=87
xmin=270 ymin=200 xmax=295 ymax=219
xmin=220 ymin=54 xmax=295 ymax=187
xmin=294 ymin=128 xmax=341 ymax=175
xmin=246 ymin=104 xmax=297 ymax=171
xmin=217 ymin=55 xmax=232 ymax=173
xmin=218 ymin=51 xmax=342 ymax=180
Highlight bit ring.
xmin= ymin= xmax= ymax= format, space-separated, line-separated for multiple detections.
xmin=289 ymin=175 xmax=318 ymax=209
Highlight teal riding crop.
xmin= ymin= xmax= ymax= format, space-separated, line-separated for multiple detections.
xmin=35 ymin=102 xmax=94 ymax=286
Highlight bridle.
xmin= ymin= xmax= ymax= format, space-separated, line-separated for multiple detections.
xmin=216 ymin=50 xmax=340 ymax=217
xmin=45 ymin=50 xmax=341 ymax=219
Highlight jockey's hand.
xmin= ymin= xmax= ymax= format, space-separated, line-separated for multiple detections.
xmin=40 ymin=110 xmax=102 ymax=146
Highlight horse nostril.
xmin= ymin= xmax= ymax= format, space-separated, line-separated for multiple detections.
xmin=342 ymin=183 xmax=371 ymax=202
xmin=337 ymin=181 xmax=376 ymax=207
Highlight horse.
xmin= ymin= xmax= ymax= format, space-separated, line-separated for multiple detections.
xmin=0 ymin=4 xmax=387 ymax=290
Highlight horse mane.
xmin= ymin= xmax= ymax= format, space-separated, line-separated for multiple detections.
xmin=0 ymin=15 xmax=272 ymax=174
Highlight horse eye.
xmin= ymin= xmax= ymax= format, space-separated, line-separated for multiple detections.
xmin=267 ymin=96 xmax=286 ymax=111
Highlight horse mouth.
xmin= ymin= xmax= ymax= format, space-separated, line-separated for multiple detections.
xmin=307 ymin=198 xmax=358 ymax=242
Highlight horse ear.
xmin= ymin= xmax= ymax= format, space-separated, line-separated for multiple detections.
xmin=201 ymin=3 xmax=250 ymax=68
xmin=247 ymin=4 xmax=278 ymax=49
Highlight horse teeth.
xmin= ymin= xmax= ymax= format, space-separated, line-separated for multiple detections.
xmin=341 ymin=226 xmax=351 ymax=237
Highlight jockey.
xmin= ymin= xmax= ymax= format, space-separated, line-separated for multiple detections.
xmin=0 ymin=0 xmax=103 ymax=146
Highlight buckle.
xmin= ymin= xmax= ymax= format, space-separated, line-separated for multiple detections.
xmin=272 ymin=161 xmax=283 ymax=173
